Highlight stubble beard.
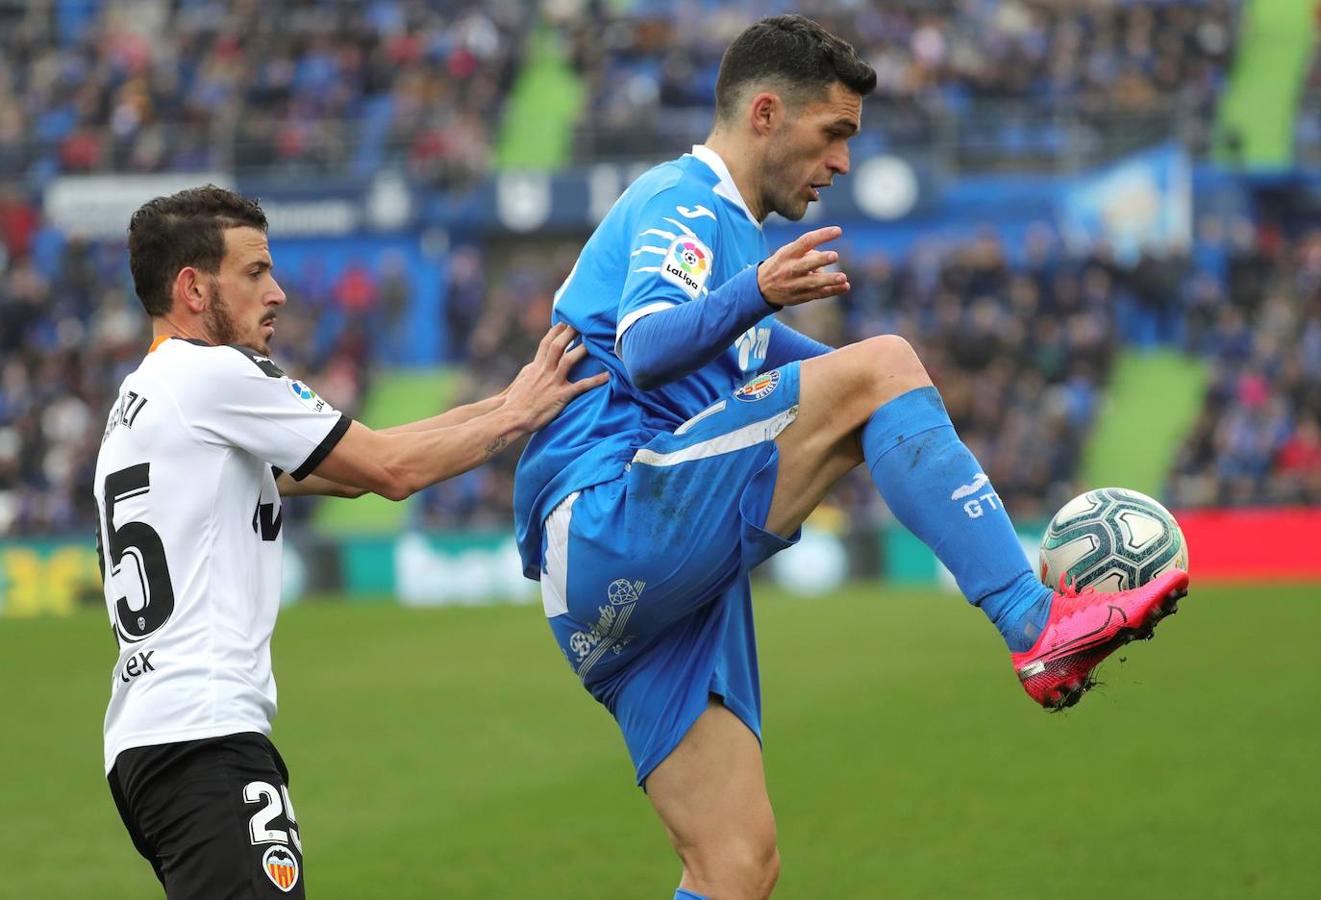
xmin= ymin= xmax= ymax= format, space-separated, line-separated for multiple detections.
xmin=765 ymin=185 xmax=809 ymax=222
xmin=762 ymin=145 xmax=810 ymax=222
xmin=203 ymin=284 xmax=271 ymax=355
xmin=776 ymin=193 xmax=810 ymax=222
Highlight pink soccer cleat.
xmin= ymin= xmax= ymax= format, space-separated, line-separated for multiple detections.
xmin=1012 ymin=568 xmax=1190 ymax=710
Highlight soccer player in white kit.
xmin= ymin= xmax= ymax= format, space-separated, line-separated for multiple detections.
xmin=95 ymin=186 xmax=605 ymax=898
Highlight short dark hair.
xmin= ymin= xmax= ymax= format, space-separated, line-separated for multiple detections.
xmin=127 ymin=185 xmax=268 ymax=316
xmin=714 ymin=15 xmax=876 ymax=124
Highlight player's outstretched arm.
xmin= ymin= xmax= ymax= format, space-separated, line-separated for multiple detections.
xmin=296 ymin=324 xmax=607 ymax=500
xmin=378 ymin=394 xmax=506 ymax=435
xmin=276 ymin=471 xmax=371 ymax=498
xmin=276 ymin=396 xmax=507 ymax=497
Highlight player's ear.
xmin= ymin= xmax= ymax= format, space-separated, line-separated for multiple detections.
xmin=748 ymin=91 xmax=781 ymax=137
xmin=173 ymin=266 xmax=207 ymax=314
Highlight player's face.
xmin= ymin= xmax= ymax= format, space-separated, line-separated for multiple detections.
xmin=208 ymin=227 xmax=286 ymax=355
xmin=762 ymin=81 xmax=861 ymax=221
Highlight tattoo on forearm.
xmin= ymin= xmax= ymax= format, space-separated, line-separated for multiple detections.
xmin=485 ymin=435 xmax=510 ymax=456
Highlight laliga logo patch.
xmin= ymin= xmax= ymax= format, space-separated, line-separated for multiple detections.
xmin=734 ymin=370 xmax=780 ymax=402
xmin=287 ymin=379 xmax=326 ymax=412
xmin=676 ymin=241 xmax=707 ymax=275
xmin=262 ymin=844 xmax=300 ymax=893
xmin=660 ymin=236 xmax=712 ymax=299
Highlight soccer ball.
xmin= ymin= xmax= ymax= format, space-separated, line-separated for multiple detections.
xmin=1039 ymin=487 xmax=1188 ymax=593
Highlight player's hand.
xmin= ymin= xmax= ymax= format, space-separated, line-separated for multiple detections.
xmin=757 ymin=225 xmax=849 ymax=308
xmin=504 ymin=323 xmax=609 ymax=433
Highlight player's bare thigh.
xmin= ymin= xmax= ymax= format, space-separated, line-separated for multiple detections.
xmin=645 ymin=700 xmax=780 ymax=900
xmin=765 ymin=336 xmax=933 ymax=537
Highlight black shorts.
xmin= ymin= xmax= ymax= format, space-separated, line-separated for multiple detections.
xmin=108 ymin=732 xmax=305 ymax=899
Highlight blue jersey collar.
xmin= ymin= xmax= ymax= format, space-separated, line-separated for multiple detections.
xmin=688 ymin=144 xmax=762 ymax=230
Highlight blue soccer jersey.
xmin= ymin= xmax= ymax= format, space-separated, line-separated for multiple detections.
xmin=514 ymin=146 xmax=773 ymax=576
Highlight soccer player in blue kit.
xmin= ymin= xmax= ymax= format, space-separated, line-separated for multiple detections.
xmin=514 ymin=16 xmax=1189 ymax=899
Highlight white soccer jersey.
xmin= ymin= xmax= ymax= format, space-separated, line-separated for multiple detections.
xmin=94 ymin=337 xmax=349 ymax=773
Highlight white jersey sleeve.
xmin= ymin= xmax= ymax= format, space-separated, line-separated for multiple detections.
xmin=178 ymin=344 xmax=350 ymax=480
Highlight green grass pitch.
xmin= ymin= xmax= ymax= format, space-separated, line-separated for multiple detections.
xmin=4 ymin=582 xmax=1319 ymax=898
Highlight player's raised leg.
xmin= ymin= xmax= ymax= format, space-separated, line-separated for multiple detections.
xmin=766 ymin=336 xmax=1189 ymax=708
xmin=767 ymin=334 xmax=1053 ymax=652
xmin=646 ymin=700 xmax=779 ymax=900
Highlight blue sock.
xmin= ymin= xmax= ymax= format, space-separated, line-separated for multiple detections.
xmin=861 ymin=387 xmax=1051 ymax=652
xmin=674 ymin=890 xmax=708 ymax=900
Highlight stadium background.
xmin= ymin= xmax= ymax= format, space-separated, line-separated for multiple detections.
xmin=2 ymin=0 xmax=1319 ymax=896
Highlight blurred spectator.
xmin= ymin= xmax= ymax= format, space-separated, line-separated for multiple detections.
xmin=1167 ymin=225 xmax=1321 ymax=507
xmin=1 ymin=1 xmax=1243 ymax=182
xmin=561 ymin=0 xmax=1238 ymax=165
xmin=1 ymin=0 xmax=529 ymax=187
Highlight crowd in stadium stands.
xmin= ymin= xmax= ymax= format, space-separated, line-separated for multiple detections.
xmin=1166 ymin=223 xmax=1321 ymax=507
xmin=0 ymin=0 xmax=525 ymax=186
xmin=565 ymin=0 xmax=1238 ymax=162
xmin=0 ymin=192 xmax=377 ymax=537
xmin=0 ymin=0 xmax=1241 ymax=184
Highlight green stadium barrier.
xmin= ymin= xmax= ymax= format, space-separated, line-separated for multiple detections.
xmin=8 ymin=512 xmax=1315 ymax=619
xmin=0 ymin=537 xmax=317 ymax=619
xmin=341 ymin=531 xmax=537 ymax=606
xmin=0 ymin=539 xmax=101 ymax=618
xmin=339 ymin=536 xmax=398 ymax=598
xmin=882 ymin=528 xmax=940 ymax=585
xmin=0 ymin=525 xmax=1023 ymax=618
xmin=880 ymin=523 xmax=1046 ymax=590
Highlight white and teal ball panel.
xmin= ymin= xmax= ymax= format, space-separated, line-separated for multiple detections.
xmin=1039 ymin=487 xmax=1189 ymax=593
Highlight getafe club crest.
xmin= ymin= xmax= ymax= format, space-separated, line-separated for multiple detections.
xmin=734 ymin=370 xmax=780 ymax=402
xmin=262 ymin=844 xmax=300 ymax=893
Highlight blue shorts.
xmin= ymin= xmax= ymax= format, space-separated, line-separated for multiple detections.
xmin=539 ymin=363 xmax=802 ymax=784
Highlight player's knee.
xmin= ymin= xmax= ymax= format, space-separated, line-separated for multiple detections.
xmin=856 ymin=334 xmax=931 ymax=403
xmin=740 ymin=839 xmax=780 ymax=899
xmin=688 ymin=835 xmax=779 ymax=899
xmin=864 ymin=333 xmax=929 ymax=382
xmin=761 ymin=845 xmax=782 ymax=897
